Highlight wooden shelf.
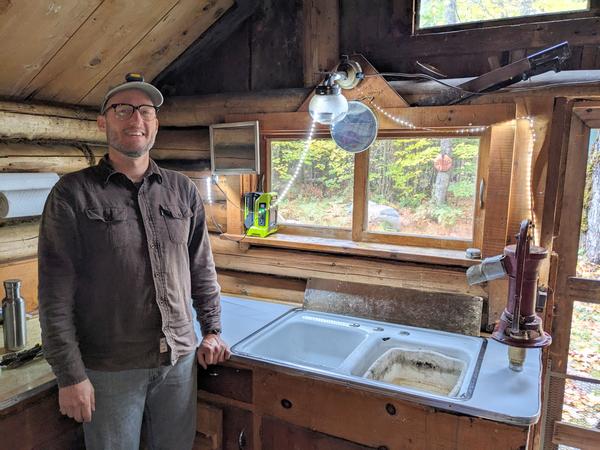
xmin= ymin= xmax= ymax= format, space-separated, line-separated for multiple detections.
xmin=220 ymin=232 xmax=477 ymax=267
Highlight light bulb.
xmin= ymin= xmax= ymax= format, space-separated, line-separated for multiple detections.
xmin=308 ymin=84 xmax=348 ymax=125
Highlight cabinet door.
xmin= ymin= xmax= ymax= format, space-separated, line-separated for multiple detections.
xmin=262 ymin=415 xmax=378 ymax=450
xmin=195 ymin=401 xmax=253 ymax=450
xmin=223 ymin=404 xmax=253 ymax=450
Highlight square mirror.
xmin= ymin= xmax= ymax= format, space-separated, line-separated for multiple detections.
xmin=209 ymin=121 xmax=260 ymax=175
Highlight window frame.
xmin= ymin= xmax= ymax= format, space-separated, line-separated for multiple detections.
xmin=413 ymin=0 xmax=598 ymax=34
xmin=259 ymin=103 xmax=516 ymax=255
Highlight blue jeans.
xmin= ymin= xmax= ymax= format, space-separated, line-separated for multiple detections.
xmin=83 ymin=352 xmax=197 ymax=450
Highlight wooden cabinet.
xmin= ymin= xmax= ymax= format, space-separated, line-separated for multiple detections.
xmin=262 ymin=416 xmax=379 ymax=450
xmin=0 ymin=388 xmax=84 ymax=450
xmin=197 ymin=361 xmax=531 ymax=450
xmin=195 ymin=363 xmax=254 ymax=450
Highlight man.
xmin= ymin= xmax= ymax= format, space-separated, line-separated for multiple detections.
xmin=38 ymin=73 xmax=230 ymax=450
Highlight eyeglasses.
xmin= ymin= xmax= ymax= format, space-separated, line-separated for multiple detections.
xmin=106 ymin=103 xmax=159 ymax=121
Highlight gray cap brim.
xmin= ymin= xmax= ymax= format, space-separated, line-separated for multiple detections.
xmin=100 ymin=81 xmax=164 ymax=114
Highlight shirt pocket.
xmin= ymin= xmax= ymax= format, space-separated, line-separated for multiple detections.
xmin=160 ymin=204 xmax=193 ymax=244
xmin=84 ymin=207 xmax=129 ymax=248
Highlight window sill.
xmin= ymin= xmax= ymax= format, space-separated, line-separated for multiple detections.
xmin=220 ymin=233 xmax=479 ymax=268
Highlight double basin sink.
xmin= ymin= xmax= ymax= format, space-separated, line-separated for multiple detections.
xmin=232 ymin=308 xmax=486 ymax=401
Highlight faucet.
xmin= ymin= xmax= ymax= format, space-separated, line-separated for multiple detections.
xmin=467 ymin=219 xmax=552 ymax=371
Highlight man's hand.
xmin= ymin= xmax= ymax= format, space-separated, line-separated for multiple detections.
xmin=197 ymin=334 xmax=231 ymax=369
xmin=58 ymin=378 xmax=95 ymax=423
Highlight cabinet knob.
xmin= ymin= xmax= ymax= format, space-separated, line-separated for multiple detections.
xmin=280 ymin=398 xmax=293 ymax=409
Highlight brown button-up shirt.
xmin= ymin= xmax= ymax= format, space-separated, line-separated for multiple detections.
xmin=38 ymin=156 xmax=221 ymax=387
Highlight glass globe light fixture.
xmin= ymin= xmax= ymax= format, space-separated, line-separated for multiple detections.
xmin=308 ymin=82 xmax=348 ymax=125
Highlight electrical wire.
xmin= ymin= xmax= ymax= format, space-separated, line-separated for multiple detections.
xmin=201 ymin=176 xmax=248 ymax=242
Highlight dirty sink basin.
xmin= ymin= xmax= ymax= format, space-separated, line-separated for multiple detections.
xmin=232 ymin=309 xmax=486 ymax=400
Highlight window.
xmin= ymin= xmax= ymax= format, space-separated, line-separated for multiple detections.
xmin=367 ymin=137 xmax=479 ymax=241
xmin=417 ymin=0 xmax=589 ymax=29
xmin=271 ymin=139 xmax=354 ymax=229
xmin=245 ymin=102 xmax=515 ymax=256
xmin=269 ymin=131 xmax=487 ymax=250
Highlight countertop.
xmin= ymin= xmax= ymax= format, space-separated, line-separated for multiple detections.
xmin=1 ymin=295 xmax=542 ymax=427
xmin=0 ymin=316 xmax=55 ymax=411
xmin=0 ymin=295 xmax=293 ymax=412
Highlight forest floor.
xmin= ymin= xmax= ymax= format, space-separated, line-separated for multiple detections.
xmin=562 ymin=259 xmax=600 ymax=429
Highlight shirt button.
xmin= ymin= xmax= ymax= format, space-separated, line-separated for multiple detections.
xmin=154 ymin=272 xmax=160 ymax=278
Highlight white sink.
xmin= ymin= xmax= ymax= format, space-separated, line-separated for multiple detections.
xmin=232 ymin=309 xmax=486 ymax=400
xmin=233 ymin=314 xmax=369 ymax=370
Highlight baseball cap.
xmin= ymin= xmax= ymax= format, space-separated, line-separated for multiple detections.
xmin=100 ymin=73 xmax=164 ymax=114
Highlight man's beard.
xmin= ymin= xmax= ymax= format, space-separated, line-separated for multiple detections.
xmin=106 ymin=127 xmax=156 ymax=158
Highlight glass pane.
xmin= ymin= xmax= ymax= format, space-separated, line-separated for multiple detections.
xmin=418 ymin=0 xmax=588 ymax=29
xmin=271 ymin=139 xmax=354 ymax=228
xmin=578 ymin=130 xmax=600 ymax=280
xmin=567 ymin=301 xmax=600 ymax=379
xmin=562 ymin=377 xmax=600 ymax=429
xmin=367 ymin=137 xmax=479 ymax=240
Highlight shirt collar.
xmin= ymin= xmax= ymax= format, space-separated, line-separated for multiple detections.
xmin=97 ymin=155 xmax=163 ymax=186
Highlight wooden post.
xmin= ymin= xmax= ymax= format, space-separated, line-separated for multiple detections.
xmin=303 ymin=0 xmax=340 ymax=87
xmin=221 ymin=176 xmax=244 ymax=236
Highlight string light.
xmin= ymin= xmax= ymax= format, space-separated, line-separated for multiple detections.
xmin=271 ymin=119 xmax=317 ymax=208
xmin=369 ymin=99 xmax=489 ymax=134
xmin=367 ymin=98 xmax=539 ymax=228
xmin=205 ymin=175 xmax=213 ymax=204
xmin=517 ymin=115 xmax=537 ymax=229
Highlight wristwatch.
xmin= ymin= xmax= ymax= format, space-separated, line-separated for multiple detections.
xmin=206 ymin=328 xmax=221 ymax=336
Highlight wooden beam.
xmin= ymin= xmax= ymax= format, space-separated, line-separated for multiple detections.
xmin=210 ymin=235 xmax=484 ymax=297
xmin=568 ymin=277 xmax=600 ymax=304
xmin=0 ymin=110 xmax=104 ymax=143
xmin=375 ymin=17 xmax=600 ymax=61
xmin=549 ymin=111 xmax=590 ymax=374
xmin=230 ymin=103 xmax=516 ymax=134
xmin=158 ymin=89 xmax=310 ymax=127
xmin=0 ymin=129 xmax=208 ymax=173
xmin=0 ymin=101 xmax=97 ymax=121
xmin=553 ymin=421 xmax=600 ymax=450
xmin=302 ymin=0 xmax=339 ymax=87
xmin=154 ymin=0 xmax=259 ymax=87
xmin=0 ymin=222 xmax=39 ymax=263
xmin=221 ymin=176 xmax=243 ymax=236
xmin=481 ymin=121 xmax=517 ymax=256
xmin=0 ymin=156 xmax=90 ymax=174
xmin=539 ymin=98 xmax=573 ymax=253
xmin=217 ymin=269 xmax=305 ymax=304
xmin=351 ymin=151 xmax=368 ymax=241
xmin=221 ymin=233 xmax=474 ymax=267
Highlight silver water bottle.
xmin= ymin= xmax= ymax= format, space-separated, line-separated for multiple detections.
xmin=2 ymin=279 xmax=27 ymax=351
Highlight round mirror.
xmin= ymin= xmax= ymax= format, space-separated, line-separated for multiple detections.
xmin=331 ymin=101 xmax=378 ymax=153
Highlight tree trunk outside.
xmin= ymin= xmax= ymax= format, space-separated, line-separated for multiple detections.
xmin=432 ymin=139 xmax=452 ymax=206
xmin=585 ymin=137 xmax=600 ymax=263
